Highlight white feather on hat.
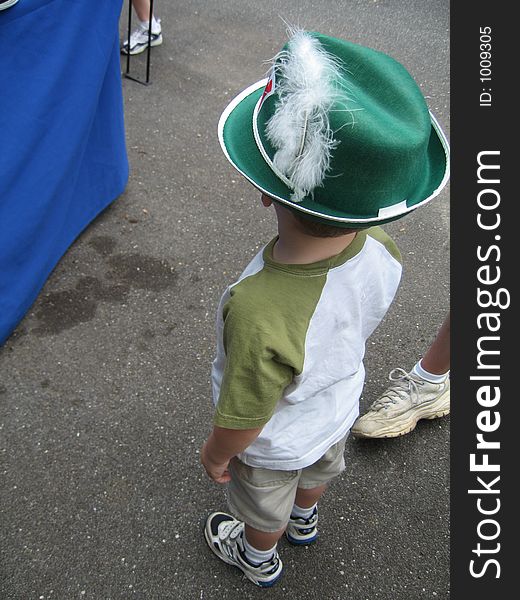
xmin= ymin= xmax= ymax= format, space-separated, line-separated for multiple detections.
xmin=265 ymin=28 xmax=348 ymax=202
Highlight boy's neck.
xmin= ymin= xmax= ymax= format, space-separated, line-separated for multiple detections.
xmin=273 ymin=212 xmax=357 ymax=265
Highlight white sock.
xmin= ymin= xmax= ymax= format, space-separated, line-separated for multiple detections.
xmin=139 ymin=15 xmax=160 ymax=32
xmin=291 ymin=502 xmax=317 ymax=520
xmin=413 ymin=360 xmax=449 ymax=384
xmin=242 ymin=533 xmax=276 ymax=566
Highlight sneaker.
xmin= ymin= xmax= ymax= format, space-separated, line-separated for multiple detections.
xmin=204 ymin=512 xmax=283 ymax=587
xmin=286 ymin=506 xmax=318 ymax=545
xmin=0 ymin=0 xmax=20 ymax=10
xmin=121 ymin=20 xmax=162 ymax=55
xmin=351 ymin=368 xmax=450 ymax=439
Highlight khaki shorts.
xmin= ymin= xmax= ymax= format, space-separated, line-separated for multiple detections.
xmin=227 ymin=434 xmax=348 ymax=533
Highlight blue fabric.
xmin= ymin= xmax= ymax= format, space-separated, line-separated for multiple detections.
xmin=0 ymin=0 xmax=128 ymax=344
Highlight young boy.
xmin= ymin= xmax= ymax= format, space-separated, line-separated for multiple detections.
xmin=201 ymin=28 xmax=450 ymax=587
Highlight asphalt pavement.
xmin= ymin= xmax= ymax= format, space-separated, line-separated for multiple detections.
xmin=0 ymin=1 xmax=450 ymax=598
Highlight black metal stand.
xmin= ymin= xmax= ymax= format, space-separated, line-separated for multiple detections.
xmin=124 ymin=0 xmax=154 ymax=85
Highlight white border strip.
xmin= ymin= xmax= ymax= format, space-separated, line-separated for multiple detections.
xmin=251 ymin=90 xmax=295 ymax=191
xmin=218 ymin=80 xmax=451 ymax=224
xmin=217 ymin=79 xmax=267 ymax=163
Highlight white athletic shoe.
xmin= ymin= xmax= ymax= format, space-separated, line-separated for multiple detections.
xmin=121 ymin=20 xmax=162 ymax=55
xmin=352 ymin=368 xmax=450 ymax=438
xmin=0 ymin=0 xmax=20 ymax=10
xmin=204 ymin=512 xmax=283 ymax=587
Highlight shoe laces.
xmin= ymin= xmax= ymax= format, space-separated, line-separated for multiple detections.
xmin=127 ymin=22 xmax=157 ymax=45
xmin=371 ymin=368 xmax=424 ymax=410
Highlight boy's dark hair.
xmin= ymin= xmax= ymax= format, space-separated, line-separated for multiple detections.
xmin=292 ymin=210 xmax=363 ymax=238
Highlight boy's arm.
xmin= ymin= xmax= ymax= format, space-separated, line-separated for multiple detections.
xmin=201 ymin=425 xmax=263 ymax=484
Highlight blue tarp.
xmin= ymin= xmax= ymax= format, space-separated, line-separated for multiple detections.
xmin=0 ymin=0 xmax=128 ymax=344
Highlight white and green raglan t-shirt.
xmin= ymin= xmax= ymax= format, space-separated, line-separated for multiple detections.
xmin=211 ymin=227 xmax=402 ymax=471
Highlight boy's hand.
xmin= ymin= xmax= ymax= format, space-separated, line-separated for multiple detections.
xmin=200 ymin=425 xmax=263 ymax=484
xmin=201 ymin=441 xmax=232 ymax=484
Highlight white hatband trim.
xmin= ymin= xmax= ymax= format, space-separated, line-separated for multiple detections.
xmin=252 ymin=93 xmax=296 ymax=191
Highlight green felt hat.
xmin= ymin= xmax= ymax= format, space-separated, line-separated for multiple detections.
xmin=218 ymin=29 xmax=450 ymax=226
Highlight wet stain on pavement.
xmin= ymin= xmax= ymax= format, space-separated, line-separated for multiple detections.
xmin=106 ymin=254 xmax=178 ymax=292
xmin=31 ymin=251 xmax=177 ymax=336
xmin=143 ymin=328 xmax=156 ymax=340
xmin=32 ymin=282 xmax=99 ymax=335
xmin=88 ymin=236 xmax=118 ymax=257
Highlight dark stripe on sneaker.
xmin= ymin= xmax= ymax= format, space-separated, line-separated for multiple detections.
xmin=209 ymin=513 xmax=234 ymax=536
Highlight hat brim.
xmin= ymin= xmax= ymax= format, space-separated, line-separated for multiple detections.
xmin=218 ymin=79 xmax=450 ymax=226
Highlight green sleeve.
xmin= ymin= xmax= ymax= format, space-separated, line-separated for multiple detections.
xmin=213 ymin=259 xmax=327 ymax=430
xmin=214 ymin=308 xmax=297 ymax=430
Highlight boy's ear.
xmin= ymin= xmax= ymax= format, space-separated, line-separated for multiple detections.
xmin=261 ymin=194 xmax=273 ymax=207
